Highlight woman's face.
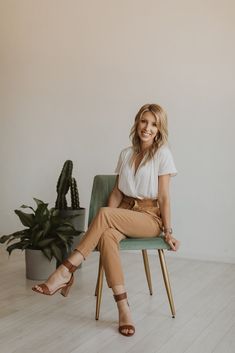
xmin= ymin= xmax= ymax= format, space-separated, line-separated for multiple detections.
xmin=137 ymin=112 xmax=158 ymax=148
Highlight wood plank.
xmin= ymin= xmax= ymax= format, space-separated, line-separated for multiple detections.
xmin=0 ymin=249 xmax=235 ymax=353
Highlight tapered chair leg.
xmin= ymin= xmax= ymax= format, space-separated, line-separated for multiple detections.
xmin=95 ymin=256 xmax=104 ymax=320
xmin=158 ymin=249 xmax=176 ymax=318
xmin=142 ymin=249 xmax=153 ymax=295
xmin=95 ymin=255 xmax=102 ymax=296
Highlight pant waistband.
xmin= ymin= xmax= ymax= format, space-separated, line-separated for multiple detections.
xmin=121 ymin=195 xmax=159 ymax=208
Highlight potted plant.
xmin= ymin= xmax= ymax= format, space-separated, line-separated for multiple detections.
xmin=0 ymin=198 xmax=81 ymax=280
xmin=55 ymin=160 xmax=85 ymax=253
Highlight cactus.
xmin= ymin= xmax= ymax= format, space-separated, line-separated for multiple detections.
xmin=55 ymin=160 xmax=81 ymax=210
xmin=70 ymin=177 xmax=80 ymax=210
xmin=55 ymin=160 xmax=73 ymax=210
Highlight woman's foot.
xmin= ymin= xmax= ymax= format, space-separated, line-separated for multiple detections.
xmin=32 ymin=263 xmax=72 ymax=294
xmin=112 ymin=291 xmax=135 ymax=336
xmin=32 ymin=250 xmax=84 ymax=295
xmin=117 ymin=298 xmax=135 ymax=336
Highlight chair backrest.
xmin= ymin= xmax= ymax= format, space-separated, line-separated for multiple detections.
xmin=88 ymin=174 xmax=170 ymax=250
xmin=88 ymin=175 xmax=116 ymax=226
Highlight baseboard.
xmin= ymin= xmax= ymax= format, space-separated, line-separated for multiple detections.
xmin=125 ymin=249 xmax=235 ymax=264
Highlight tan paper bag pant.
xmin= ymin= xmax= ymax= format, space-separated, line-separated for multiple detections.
xmin=75 ymin=197 xmax=162 ymax=288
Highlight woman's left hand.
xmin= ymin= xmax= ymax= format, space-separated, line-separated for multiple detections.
xmin=164 ymin=234 xmax=180 ymax=251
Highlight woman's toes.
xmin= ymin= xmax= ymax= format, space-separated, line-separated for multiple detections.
xmin=120 ymin=328 xmax=134 ymax=335
xmin=34 ymin=285 xmax=45 ymax=293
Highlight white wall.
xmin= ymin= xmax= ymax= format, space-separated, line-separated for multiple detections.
xmin=1 ymin=0 xmax=235 ymax=263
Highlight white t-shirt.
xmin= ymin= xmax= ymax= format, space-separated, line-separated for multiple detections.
xmin=115 ymin=145 xmax=177 ymax=199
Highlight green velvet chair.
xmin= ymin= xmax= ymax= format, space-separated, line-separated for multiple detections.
xmin=88 ymin=175 xmax=176 ymax=320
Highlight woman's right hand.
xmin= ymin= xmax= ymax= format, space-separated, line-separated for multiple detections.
xmin=165 ymin=234 xmax=180 ymax=251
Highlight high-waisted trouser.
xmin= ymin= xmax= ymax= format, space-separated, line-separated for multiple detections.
xmin=75 ymin=196 xmax=163 ymax=288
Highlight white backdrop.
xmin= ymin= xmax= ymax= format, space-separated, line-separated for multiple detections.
xmin=1 ymin=0 xmax=235 ymax=263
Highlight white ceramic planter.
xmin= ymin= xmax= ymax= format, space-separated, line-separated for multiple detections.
xmin=25 ymin=249 xmax=56 ymax=280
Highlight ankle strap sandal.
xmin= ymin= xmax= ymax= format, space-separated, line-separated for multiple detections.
xmin=32 ymin=259 xmax=77 ymax=297
xmin=113 ymin=292 xmax=135 ymax=337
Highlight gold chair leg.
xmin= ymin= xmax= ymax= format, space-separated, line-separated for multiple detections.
xmin=95 ymin=255 xmax=102 ymax=296
xmin=95 ymin=256 xmax=104 ymax=320
xmin=158 ymin=249 xmax=176 ymax=318
xmin=142 ymin=249 xmax=153 ymax=295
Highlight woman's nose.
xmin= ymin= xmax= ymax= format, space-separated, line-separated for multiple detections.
xmin=145 ymin=122 xmax=151 ymax=130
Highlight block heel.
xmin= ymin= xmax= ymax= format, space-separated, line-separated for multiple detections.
xmin=60 ymin=274 xmax=74 ymax=297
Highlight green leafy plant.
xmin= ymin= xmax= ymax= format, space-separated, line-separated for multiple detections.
xmin=0 ymin=198 xmax=80 ymax=262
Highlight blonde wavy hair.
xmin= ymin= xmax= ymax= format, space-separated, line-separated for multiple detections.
xmin=129 ymin=103 xmax=168 ymax=164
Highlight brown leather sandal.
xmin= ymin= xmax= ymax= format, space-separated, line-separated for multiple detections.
xmin=113 ymin=292 xmax=135 ymax=337
xmin=32 ymin=259 xmax=78 ymax=297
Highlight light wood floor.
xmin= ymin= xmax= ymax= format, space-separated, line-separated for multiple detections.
xmin=0 ymin=248 xmax=235 ymax=353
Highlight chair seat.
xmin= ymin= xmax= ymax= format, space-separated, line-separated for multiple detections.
xmin=119 ymin=235 xmax=171 ymax=250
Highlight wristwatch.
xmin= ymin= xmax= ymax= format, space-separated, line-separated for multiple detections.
xmin=164 ymin=227 xmax=173 ymax=235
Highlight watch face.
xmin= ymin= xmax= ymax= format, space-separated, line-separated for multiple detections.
xmin=165 ymin=229 xmax=172 ymax=234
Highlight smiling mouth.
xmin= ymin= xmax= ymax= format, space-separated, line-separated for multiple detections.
xmin=141 ymin=131 xmax=152 ymax=136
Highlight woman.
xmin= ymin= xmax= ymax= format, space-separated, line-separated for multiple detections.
xmin=32 ymin=103 xmax=180 ymax=337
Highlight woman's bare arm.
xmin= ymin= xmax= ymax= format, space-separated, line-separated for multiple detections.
xmin=107 ymin=176 xmax=123 ymax=207
xmin=158 ymin=174 xmax=180 ymax=251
